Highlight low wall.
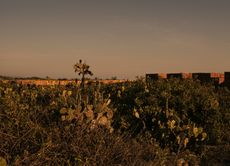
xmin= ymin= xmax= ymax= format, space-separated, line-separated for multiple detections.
xmin=15 ymin=79 xmax=128 ymax=86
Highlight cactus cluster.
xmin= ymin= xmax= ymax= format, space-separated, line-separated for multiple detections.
xmin=59 ymin=99 xmax=114 ymax=132
xmin=59 ymin=60 xmax=114 ymax=132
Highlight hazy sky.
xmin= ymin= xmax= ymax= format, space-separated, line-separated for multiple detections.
xmin=1 ymin=0 xmax=230 ymax=79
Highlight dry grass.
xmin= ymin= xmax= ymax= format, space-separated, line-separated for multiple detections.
xmin=0 ymin=106 xmax=168 ymax=166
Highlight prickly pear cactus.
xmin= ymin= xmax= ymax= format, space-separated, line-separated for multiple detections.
xmin=59 ymin=59 xmax=114 ymax=132
xmin=59 ymin=98 xmax=114 ymax=132
xmin=0 ymin=157 xmax=7 ymax=166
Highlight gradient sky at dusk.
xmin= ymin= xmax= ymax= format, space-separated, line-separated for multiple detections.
xmin=1 ymin=0 xmax=230 ymax=79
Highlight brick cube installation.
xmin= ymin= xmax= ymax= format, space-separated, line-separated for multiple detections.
xmin=146 ymin=74 xmax=159 ymax=82
xmin=192 ymin=73 xmax=211 ymax=83
xmin=167 ymin=73 xmax=182 ymax=79
xmin=224 ymin=72 xmax=230 ymax=87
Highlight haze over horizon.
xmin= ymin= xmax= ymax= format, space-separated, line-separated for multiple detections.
xmin=1 ymin=0 xmax=230 ymax=79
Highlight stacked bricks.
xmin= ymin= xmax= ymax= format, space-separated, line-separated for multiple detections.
xmin=167 ymin=73 xmax=183 ymax=79
xmin=146 ymin=73 xmax=167 ymax=82
xmin=146 ymin=72 xmax=228 ymax=86
xmin=211 ymin=73 xmax=225 ymax=84
xmin=167 ymin=73 xmax=192 ymax=79
xmin=225 ymin=72 xmax=230 ymax=87
xmin=159 ymin=73 xmax=167 ymax=79
xmin=192 ymin=73 xmax=211 ymax=83
xmin=182 ymin=73 xmax=192 ymax=79
xmin=146 ymin=74 xmax=159 ymax=81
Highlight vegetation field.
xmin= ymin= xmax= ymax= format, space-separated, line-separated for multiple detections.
xmin=1 ymin=61 xmax=230 ymax=165
xmin=1 ymin=77 xmax=230 ymax=166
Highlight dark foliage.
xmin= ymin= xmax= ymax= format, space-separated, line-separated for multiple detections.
xmin=0 ymin=78 xmax=230 ymax=165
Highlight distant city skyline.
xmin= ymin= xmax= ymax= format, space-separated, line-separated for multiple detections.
xmin=1 ymin=0 xmax=230 ymax=79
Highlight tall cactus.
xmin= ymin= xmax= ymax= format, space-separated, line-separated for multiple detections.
xmin=74 ymin=59 xmax=93 ymax=110
xmin=73 ymin=59 xmax=93 ymax=89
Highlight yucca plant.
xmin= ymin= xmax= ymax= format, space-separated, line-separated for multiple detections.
xmin=73 ymin=59 xmax=93 ymax=89
xmin=73 ymin=59 xmax=93 ymax=110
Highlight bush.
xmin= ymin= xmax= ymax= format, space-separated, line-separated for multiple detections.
xmin=0 ymin=81 xmax=168 ymax=165
xmin=106 ymin=78 xmax=229 ymax=153
xmin=1 ymin=76 xmax=230 ymax=165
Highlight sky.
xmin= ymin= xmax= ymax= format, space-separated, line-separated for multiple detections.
xmin=1 ymin=0 xmax=230 ymax=79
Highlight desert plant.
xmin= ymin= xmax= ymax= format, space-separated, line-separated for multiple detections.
xmin=73 ymin=59 xmax=93 ymax=89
